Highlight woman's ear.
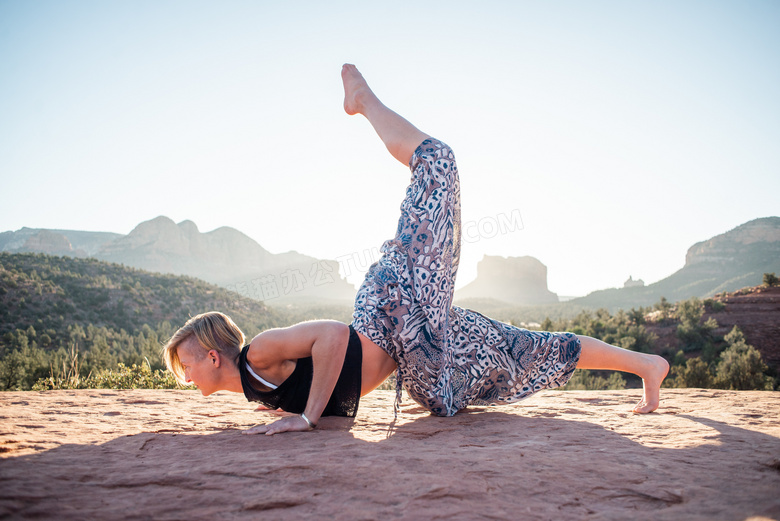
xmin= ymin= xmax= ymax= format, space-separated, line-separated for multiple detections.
xmin=208 ymin=350 xmax=221 ymax=368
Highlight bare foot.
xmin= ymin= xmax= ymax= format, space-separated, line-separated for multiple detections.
xmin=339 ymin=63 xmax=430 ymax=165
xmin=342 ymin=63 xmax=379 ymax=116
xmin=633 ymin=355 xmax=670 ymax=413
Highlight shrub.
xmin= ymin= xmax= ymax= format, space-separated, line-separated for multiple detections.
xmin=653 ymin=296 xmax=674 ymax=322
xmin=33 ymin=361 xmax=183 ymax=390
xmin=763 ymin=273 xmax=778 ymax=287
xmin=714 ymin=326 xmax=774 ymax=390
xmin=561 ymin=369 xmax=626 ymax=390
xmin=672 ymin=357 xmax=713 ymax=388
xmin=703 ymin=298 xmax=726 ymax=313
xmin=675 ymin=297 xmax=718 ymax=354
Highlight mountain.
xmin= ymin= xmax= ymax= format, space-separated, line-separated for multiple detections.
xmin=95 ymin=217 xmax=274 ymax=284
xmin=1 ymin=217 xmax=356 ymax=305
xmin=0 ymin=251 xmax=282 ymax=342
xmin=0 ymin=228 xmax=121 ymax=257
xmin=95 ymin=216 xmax=355 ymax=304
xmin=454 ymin=255 xmax=558 ymax=305
xmin=4 ymin=216 xmax=778 ymax=310
xmin=572 ymin=217 xmax=780 ymax=310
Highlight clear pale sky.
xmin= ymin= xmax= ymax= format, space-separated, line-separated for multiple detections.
xmin=1 ymin=0 xmax=778 ymax=297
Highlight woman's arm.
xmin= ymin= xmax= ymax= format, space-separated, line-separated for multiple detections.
xmin=243 ymin=320 xmax=349 ymax=435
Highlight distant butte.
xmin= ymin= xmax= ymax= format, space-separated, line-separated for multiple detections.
xmin=455 ymin=255 xmax=559 ymax=305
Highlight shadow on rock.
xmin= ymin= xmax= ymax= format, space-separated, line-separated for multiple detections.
xmin=1 ymin=410 xmax=779 ymax=520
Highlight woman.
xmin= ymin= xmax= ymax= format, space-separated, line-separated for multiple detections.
xmin=163 ymin=64 xmax=669 ymax=435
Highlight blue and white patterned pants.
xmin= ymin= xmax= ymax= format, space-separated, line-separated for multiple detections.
xmin=352 ymin=139 xmax=581 ymax=416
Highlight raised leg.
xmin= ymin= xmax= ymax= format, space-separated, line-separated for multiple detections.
xmin=576 ymin=335 xmax=670 ymax=413
xmin=342 ymin=64 xmax=430 ymax=166
xmin=345 ymin=62 xmax=462 ymax=415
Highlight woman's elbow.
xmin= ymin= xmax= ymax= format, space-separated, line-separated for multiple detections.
xmin=311 ymin=321 xmax=349 ymax=358
xmin=319 ymin=322 xmax=350 ymax=355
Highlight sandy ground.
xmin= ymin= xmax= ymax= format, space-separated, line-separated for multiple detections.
xmin=1 ymin=389 xmax=779 ymax=521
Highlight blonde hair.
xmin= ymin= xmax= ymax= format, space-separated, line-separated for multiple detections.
xmin=163 ymin=311 xmax=245 ymax=384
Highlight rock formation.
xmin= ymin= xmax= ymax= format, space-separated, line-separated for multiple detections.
xmin=624 ymin=275 xmax=645 ymax=288
xmin=21 ymin=230 xmax=75 ymax=255
xmin=96 ymin=216 xmax=273 ymax=276
xmin=455 ymin=255 xmax=558 ymax=305
xmin=686 ymin=216 xmax=780 ymax=266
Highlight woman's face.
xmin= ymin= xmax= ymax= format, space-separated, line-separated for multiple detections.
xmin=178 ymin=338 xmax=220 ymax=396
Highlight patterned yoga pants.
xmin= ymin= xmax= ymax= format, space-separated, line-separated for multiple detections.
xmin=351 ymin=139 xmax=581 ymax=416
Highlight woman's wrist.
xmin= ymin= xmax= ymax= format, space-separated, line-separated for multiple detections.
xmin=300 ymin=412 xmax=317 ymax=430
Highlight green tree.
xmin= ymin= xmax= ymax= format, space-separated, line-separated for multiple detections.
xmin=763 ymin=272 xmax=778 ymax=287
xmin=675 ymin=297 xmax=718 ymax=355
xmin=0 ymin=341 xmax=48 ymax=390
xmin=714 ymin=326 xmax=773 ymax=390
xmin=672 ymin=357 xmax=713 ymax=388
xmin=540 ymin=317 xmax=553 ymax=332
xmin=703 ymin=298 xmax=726 ymax=313
xmin=628 ymin=307 xmax=646 ymax=325
xmin=654 ymin=296 xmax=673 ymax=322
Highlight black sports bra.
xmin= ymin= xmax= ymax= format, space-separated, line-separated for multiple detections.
xmin=237 ymin=324 xmax=362 ymax=417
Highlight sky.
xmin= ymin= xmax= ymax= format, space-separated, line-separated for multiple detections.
xmin=1 ymin=0 xmax=778 ymax=297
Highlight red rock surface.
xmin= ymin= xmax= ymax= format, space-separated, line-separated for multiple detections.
xmin=1 ymin=389 xmax=779 ymax=520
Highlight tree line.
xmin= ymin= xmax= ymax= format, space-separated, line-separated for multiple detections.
xmin=538 ymin=283 xmax=776 ymax=391
xmin=0 ymin=253 xmax=776 ymax=392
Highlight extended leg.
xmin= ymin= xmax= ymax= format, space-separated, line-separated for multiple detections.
xmin=576 ymin=335 xmax=669 ymax=413
xmin=342 ymin=64 xmax=430 ymax=166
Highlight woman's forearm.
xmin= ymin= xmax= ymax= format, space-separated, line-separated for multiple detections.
xmin=303 ymin=323 xmax=349 ymax=424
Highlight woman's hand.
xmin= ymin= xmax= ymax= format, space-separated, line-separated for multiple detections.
xmin=242 ymin=415 xmax=314 ymax=436
xmin=254 ymin=404 xmax=286 ymax=414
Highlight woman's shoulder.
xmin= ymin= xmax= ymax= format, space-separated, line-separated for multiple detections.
xmin=248 ymin=320 xmax=349 ymax=367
